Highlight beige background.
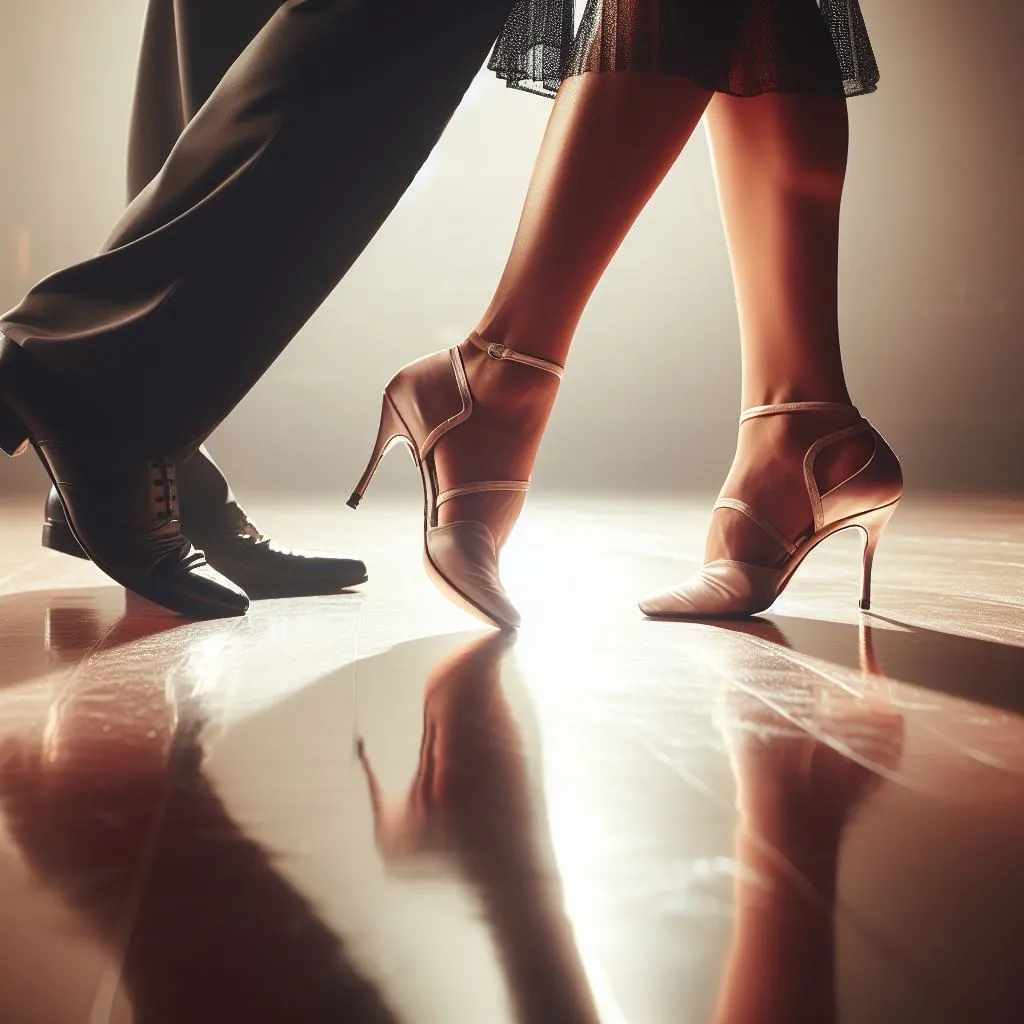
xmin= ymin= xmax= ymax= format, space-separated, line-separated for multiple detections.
xmin=1 ymin=0 xmax=1021 ymax=500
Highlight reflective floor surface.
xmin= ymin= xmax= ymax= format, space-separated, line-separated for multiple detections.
xmin=1 ymin=492 xmax=1022 ymax=1023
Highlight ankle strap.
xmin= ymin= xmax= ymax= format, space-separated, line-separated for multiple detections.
xmin=740 ymin=401 xmax=859 ymax=424
xmin=467 ymin=332 xmax=564 ymax=379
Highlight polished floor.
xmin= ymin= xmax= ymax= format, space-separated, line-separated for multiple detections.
xmin=0 ymin=492 xmax=1022 ymax=1024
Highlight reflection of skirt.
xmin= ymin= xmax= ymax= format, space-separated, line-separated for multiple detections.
xmin=489 ymin=0 xmax=879 ymax=99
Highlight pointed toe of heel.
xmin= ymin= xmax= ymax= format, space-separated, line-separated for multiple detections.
xmin=426 ymin=522 xmax=521 ymax=631
xmin=640 ymin=561 xmax=784 ymax=619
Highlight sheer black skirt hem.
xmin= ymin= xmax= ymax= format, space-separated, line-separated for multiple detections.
xmin=489 ymin=0 xmax=880 ymax=100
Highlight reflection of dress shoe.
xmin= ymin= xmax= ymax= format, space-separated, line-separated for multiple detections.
xmin=43 ymin=445 xmax=368 ymax=599
xmin=43 ymin=607 xmax=105 ymax=661
xmin=0 ymin=333 xmax=248 ymax=619
xmin=713 ymin=689 xmax=906 ymax=1024
xmin=0 ymin=590 xmax=132 ymax=691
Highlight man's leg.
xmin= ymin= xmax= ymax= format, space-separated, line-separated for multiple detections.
xmin=42 ymin=0 xmax=370 ymax=599
xmin=2 ymin=0 xmax=516 ymax=458
xmin=0 ymin=0 xmax=514 ymax=617
xmin=124 ymin=0 xmax=188 ymax=203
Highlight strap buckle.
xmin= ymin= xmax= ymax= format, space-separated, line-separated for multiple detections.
xmin=486 ymin=343 xmax=506 ymax=360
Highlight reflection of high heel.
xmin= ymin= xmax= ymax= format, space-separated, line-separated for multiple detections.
xmin=357 ymin=631 xmax=516 ymax=865
xmin=641 ymin=402 xmax=903 ymax=619
xmin=348 ymin=334 xmax=563 ymax=630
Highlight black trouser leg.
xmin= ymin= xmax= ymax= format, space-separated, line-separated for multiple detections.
xmin=2 ymin=0 xmax=514 ymax=460
xmin=125 ymin=0 xmax=185 ymax=203
xmin=127 ymin=0 xmax=286 ymax=202
xmin=124 ymin=0 xmax=287 ymax=509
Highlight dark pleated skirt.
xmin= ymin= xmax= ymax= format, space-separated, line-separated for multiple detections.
xmin=489 ymin=0 xmax=879 ymax=99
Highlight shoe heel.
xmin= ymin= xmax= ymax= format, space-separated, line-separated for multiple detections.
xmin=347 ymin=393 xmax=411 ymax=509
xmin=0 ymin=334 xmax=33 ymax=456
xmin=0 ymin=402 xmax=29 ymax=457
xmin=42 ymin=515 xmax=89 ymax=560
xmin=857 ymin=501 xmax=899 ymax=611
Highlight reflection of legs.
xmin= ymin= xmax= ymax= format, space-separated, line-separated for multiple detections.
xmin=433 ymin=72 xmax=712 ymax=547
xmin=359 ymin=633 xmax=601 ymax=1023
xmin=715 ymin=818 xmax=839 ymax=1024
xmin=0 ymin=683 xmax=400 ymax=1023
xmin=716 ymin=689 xmax=904 ymax=1024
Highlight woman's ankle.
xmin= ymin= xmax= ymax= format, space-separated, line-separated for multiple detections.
xmin=741 ymin=387 xmax=853 ymax=410
xmin=458 ymin=336 xmax=561 ymax=423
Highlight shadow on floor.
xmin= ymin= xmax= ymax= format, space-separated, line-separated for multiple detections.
xmin=712 ymin=614 xmax=1024 ymax=715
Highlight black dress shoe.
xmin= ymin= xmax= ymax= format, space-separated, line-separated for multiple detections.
xmin=0 ymin=331 xmax=248 ymax=619
xmin=42 ymin=444 xmax=368 ymax=599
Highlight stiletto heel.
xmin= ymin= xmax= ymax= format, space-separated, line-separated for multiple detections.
xmin=347 ymin=395 xmax=411 ymax=509
xmin=641 ymin=402 xmax=903 ymax=619
xmin=856 ymin=500 xmax=899 ymax=611
xmin=348 ymin=333 xmax=563 ymax=629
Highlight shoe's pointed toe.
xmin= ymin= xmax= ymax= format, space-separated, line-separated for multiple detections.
xmin=639 ymin=561 xmax=784 ymax=619
xmin=146 ymin=558 xmax=250 ymax=619
xmin=425 ymin=521 xmax=521 ymax=630
xmin=239 ymin=546 xmax=367 ymax=598
xmin=193 ymin=532 xmax=368 ymax=599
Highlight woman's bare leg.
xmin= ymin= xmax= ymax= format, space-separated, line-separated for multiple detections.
xmin=701 ymin=88 xmax=876 ymax=567
xmin=708 ymin=91 xmax=851 ymax=412
xmin=437 ymin=72 xmax=713 ymax=534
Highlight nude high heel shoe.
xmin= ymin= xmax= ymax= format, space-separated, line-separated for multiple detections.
xmin=640 ymin=402 xmax=903 ymax=619
xmin=347 ymin=333 xmax=563 ymax=630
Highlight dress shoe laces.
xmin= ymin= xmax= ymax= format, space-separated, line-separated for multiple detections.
xmin=151 ymin=459 xmax=180 ymax=524
xmin=147 ymin=458 xmax=209 ymax=577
